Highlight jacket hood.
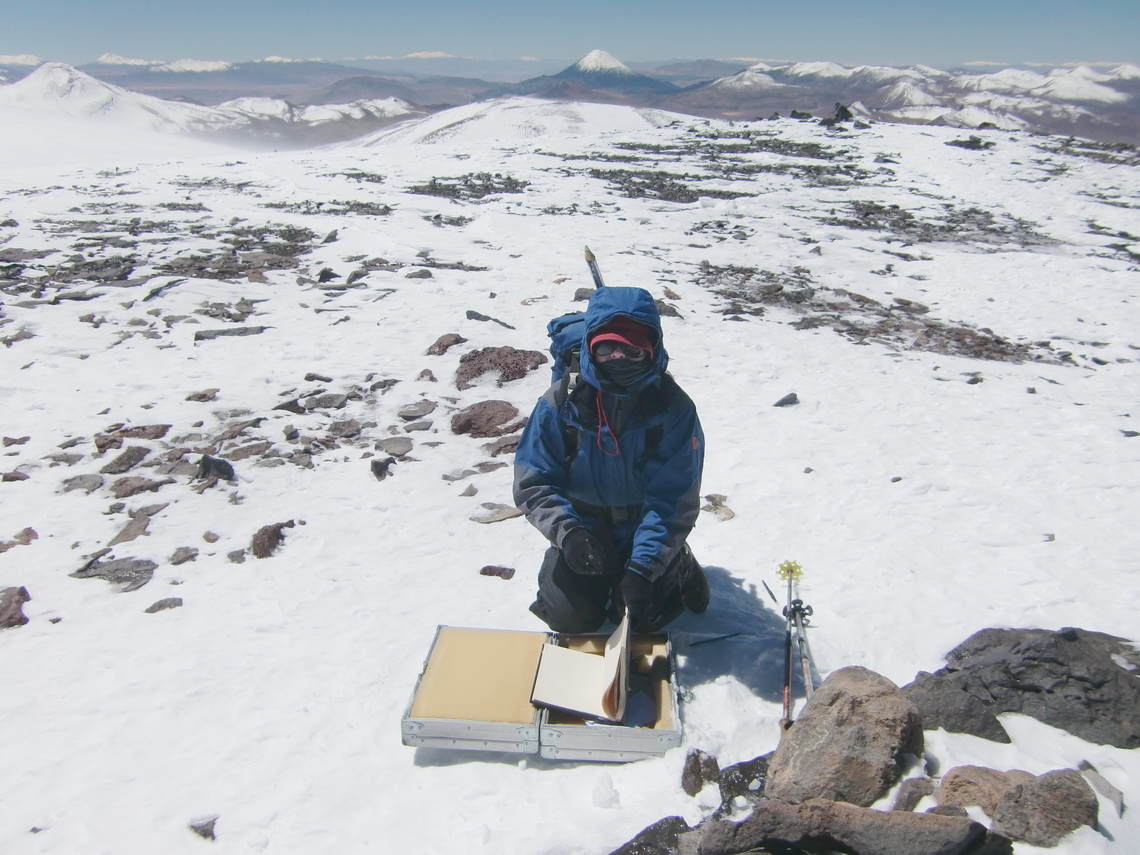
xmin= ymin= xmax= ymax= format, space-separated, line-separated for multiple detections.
xmin=579 ymin=287 xmax=668 ymax=394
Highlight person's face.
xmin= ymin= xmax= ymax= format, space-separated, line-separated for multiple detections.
xmin=592 ymin=341 xmax=649 ymax=362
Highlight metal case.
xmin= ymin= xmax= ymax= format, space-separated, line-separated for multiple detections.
xmin=401 ymin=626 xmax=681 ymax=761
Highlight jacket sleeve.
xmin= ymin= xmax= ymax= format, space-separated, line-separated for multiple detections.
xmin=628 ymin=396 xmax=704 ymax=579
xmin=512 ymin=391 xmax=581 ymax=549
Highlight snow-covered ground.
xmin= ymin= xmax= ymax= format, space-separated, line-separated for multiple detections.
xmin=1 ymin=98 xmax=1137 ymax=854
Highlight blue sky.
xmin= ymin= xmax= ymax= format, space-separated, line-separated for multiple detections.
xmin=3 ymin=0 xmax=1137 ymax=68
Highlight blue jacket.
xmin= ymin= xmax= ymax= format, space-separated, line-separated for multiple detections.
xmin=513 ymin=287 xmax=704 ymax=580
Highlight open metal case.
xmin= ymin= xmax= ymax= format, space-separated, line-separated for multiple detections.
xmin=401 ymin=626 xmax=682 ymax=762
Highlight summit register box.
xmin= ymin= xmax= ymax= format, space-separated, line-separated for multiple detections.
xmin=401 ymin=625 xmax=682 ymax=762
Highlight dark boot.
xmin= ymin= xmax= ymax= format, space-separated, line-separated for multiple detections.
xmin=679 ymin=546 xmax=709 ymax=613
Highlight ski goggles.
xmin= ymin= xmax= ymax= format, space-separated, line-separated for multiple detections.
xmin=592 ymin=341 xmax=649 ymax=360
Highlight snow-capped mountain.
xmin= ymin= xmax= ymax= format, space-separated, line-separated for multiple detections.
xmin=517 ymin=49 xmax=680 ymax=96
xmin=0 ymin=63 xmax=416 ymax=145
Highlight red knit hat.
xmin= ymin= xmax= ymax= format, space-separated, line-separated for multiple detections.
xmin=589 ymin=317 xmax=655 ymax=358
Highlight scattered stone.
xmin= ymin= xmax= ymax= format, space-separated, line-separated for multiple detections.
xmin=370 ymin=378 xmax=399 ymax=393
xmin=145 ymin=597 xmax=183 ymax=614
xmin=1078 ymin=760 xmax=1124 ymax=817
xmin=2 ymin=471 xmax=30 ymax=482
xmin=470 ymin=503 xmax=523 ymax=524
xmin=303 ymin=392 xmax=348 ymax=410
xmin=465 ymin=309 xmax=514 ymax=329
xmin=774 ymin=392 xmax=799 ymax=407
xmin=70 ymin=557 xmax=157 ymax=592
xmin=399 ymin=400 xmax=438 ymax=421
xmin=226 ymin=441 xmax=271 ymax=461
xmin=405 ymin=268 xmax=433 ymax=279
xmin=117 ymin=424 xmax=171 ymax=440
xmin=196 ymin=455 xmax=236 ymax=481
xmin=451 ymin=400 xmax=523 ymax=438
xmin=931 ymin=626 xmax=1140 ymax=748
xmin=371 ymin=457 xmax=397 ymax=481
xmin=215 ymin=418 xmax=265 ymax=441
xmin=194 ymin=326 xmax=270 ymax=342
xmin=482 ymin=435 xmax=520 ymax=456
xmin=274 ymin=398 xmax=306 ymax=414
xmin=107 ymin=513 xmax=151 ymax=546
xmin=682 ymin=749 xmax=721 ymax=797
xmin=203 ymin=531 xmax=220 ymax=543
xmin=110 ymin=476 xmax=171 ymax=499
xmin=170 ymin=547 xmax=199 ymax=565
xmin=0 ymin=526 xmax=38 ymax=554
xmin=991 ymin=769 xmax=1098 ymax=847
xmin=99 ymin=445 xmax=150 ymax=474
xmin=715 ymin=755 xmax=770 ymax=815
xmin=251 ymin=520 xmax=295 ymax=558
xmin=460 ymin=483 xmax=478 ymax=497
xmin=454 ymin=346 xmax=546 ymax=390
xmin=417 ymin=369 xmax=437 ymax=382
xmin=479 ymin=565 xmax=515 ymax=580
xmin=937 ymin=766 xmax=1035 ymax=816
xmin=3 ymin=436 xmax=30 ymax=447
xmin=376 ymin=437 xmax=413 ymax=457
xmin=185 ymin=388 xmax=220 ymax=402
xmin=189 ymin=816 xmax=218 ymax=840
xmin=1 ymin=586 xmax=31 ymax=629
xmin=902 ymin=670 xmax=1010 ymax=743
xmin=892 ymin=777 xmax=936 ymax=812
xmin=764 ymin=666 xmax=923 ymax=807
xmin=60 ymin=475 xmax=103 ymax=496
xmin=701 ymin=493 xmax=735 ymax=521
xmin=228 ymin=549 xmax=247 ymax=564
xmin=427 ymin=333 xmax=468 ymax=355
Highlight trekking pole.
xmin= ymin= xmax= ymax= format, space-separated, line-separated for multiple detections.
xmin=584 ymin=246 xmax=606 ymax=289
xmin=762 ymin=570 xmax=793 ymax=729
xmin=789 ymin=597 xmax=815 ymax=700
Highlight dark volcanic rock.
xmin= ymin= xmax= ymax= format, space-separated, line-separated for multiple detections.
xmin=892 ymin=776 xmax=936 ymax=812
xmin=427 ymin=333 xmax=468 ymax=355
xmin=933 ymin=626 xmax=1140 ymax=748
xmin=451 ymin=401 xmax=523 ymax=438
xmin=70 ymin=557 xmax=157 ymax=592
xmin=110 ymin=476 xmax=172 ymax=499
xmin=682 ymin=749 xmax=722 ymax=797
xmin=145 ymin=597 xmax=184 ymax=614
xmin=608 ymin=816 xmax=690 ymax=855
xmin=61 ymin=474 xmax=104 ymax=494
xmin=251 ymin=520 xmax=295 ymax=558
xmin=991 ymin=769 xmax=1098 ymax=847
xmin=99 ymin=445 xmax=150 ymax=474
xmin=937 ymin=766 xmax=1035 ymax=817
xmin=765 ymin=666 xmax=923 ymax=807
xmin=1 ymin=586 xmax=32 ymax=628
xmin=902 ymin=670 xmax=1010 ymax=743
xmin=454 ymin=346 xmax=547 ymax=390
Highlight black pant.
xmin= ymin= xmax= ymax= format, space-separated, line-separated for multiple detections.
xmin=529 ymin=544 xmax=690 ymax=634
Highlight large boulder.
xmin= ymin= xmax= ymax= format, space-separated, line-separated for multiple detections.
xmin=936 ymin=766 xmax=1035 ymax=817
xmin=990 ymin=769 xmax=1098 ymax=847
xmin=932 ymin=627 xmax=1140 ymax=748
xmin=764 ymin=666 xmax=923 ymax=807
xmin=677 ymin=797 xmax=1001 ymax=855
xmin=902 ymin=671 xmax=1010 ymax=743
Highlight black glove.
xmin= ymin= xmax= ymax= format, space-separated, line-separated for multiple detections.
xmin=561 ymin=527 xmax=609 ymax=576
xmin=619 ymin=565 xmax=658 ymax=626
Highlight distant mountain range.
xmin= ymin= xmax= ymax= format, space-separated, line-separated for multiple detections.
xmin=2 ymin=50 xmax=1138 ymax=146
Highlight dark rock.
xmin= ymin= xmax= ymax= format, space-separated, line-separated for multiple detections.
xmin=170 ymin=547 xmax=199 ymax=565
xmin=991 ymin=769 xmax=1098 ymax=847
xmin=274 ymin=398 xmax=306 ymax=414
xmin=305 ymin=372 xmax=333 ymax=383
xmin=189 ymin=816 xmax=218 ymax=840
xmin=303 ymin=393 xmax=348 ymax=410
xmin=933 ymin=626 xmax=1140 ymax=748
xmin=370 ymin=378 xmax=399 ymax=393
xmin=427 ymin=333 xmax=468 ymax=355
xmin=376 ymin=437 xmax=413 ymax=457
xmin=0 ymin=527 xmax=37 ymax=555
xmin=465 ymin=309 xmax=514 ymax=329
xmin=215 ymin=418 xmax=266 ymax=441
xmin=773 ymin=393 xmax=799 ymax=407
xmin=110 ymin=476 xmax=172 ymax=499
xmin=226 ymin=441 xmax=271 ymax=461
xmin=892 ymin=777 xmax=936 ymax=812
xmin=1079 ymin=760 xmax=1124 ymax=817
xmin=479 ymin=565 xmax=515 ymax=580
xmin=716 ymin=755 xmax=770 ymax=813
xmin=482 ymin=435 xmax=520 ymax=456
xmin=608 ymin=816 xmax=690 ymax=855
xmin=451 ymin=401 xmax=523 ymax=438
xmin=682 ymin=749 xmax=721 ymax=797
xmin=70 ymin=557 xmax=157 ymax=592
xmin=193 ymin=326 xmax=270 ymax=342
xmin=927 ymin=804 xmax=971 ymax=817
xmin=203 ymin=531 xmax=220 ymax=543
xmin=683 ymin=797 xmax=994 ymax=855
xmin=100 ymin=445 xmax=150 ymax=474
xmin=145 ymin=597 xmax=183 ymax=614
xmin=61 ymin=474 xmax=104 ymax=494
xmin=328 ymin=420 xmax=362 ymax=439
xmin=1 ymin=586 xmax=31 ymax=628
xmin=417 ymin=369 xmax=437 ymax=382
xmin=185 ymin=388 xmax=220 ymax=402
xmin=455 ymin=346 xmax=546 ymax=390
xmin=405 ymin=268 xmax=433 ymax=279
xmin=196 ymin=455 xmax=236 ymax=481
xmin=117 ymin=425 xmax=171 ymax=440
xmin=228 ymin=549 xmax=246 ymax=563
xmin=765 ymin=666 xmax=923 ymax=807
xmin=937 ymin=766 xmax=1035 ymax=817
xmin=902 ymin=670 xmax=1010 ymax=743
xmin=251 ymin=520 xmax=295 ymax=558
xmin=2 ymin=471 xmax=29 ymax=482
xmin=574 ymin=287 xmax=593 ymax=302
xmin=371 ymin=457 xmax=397 ymax=481
xmin=398 ymin=400 xmax=438 ymax=420
xmin=3 ymin=436 xmax=30 ymax=447
xmin=107 ymin=513 xmax=151 ymax=547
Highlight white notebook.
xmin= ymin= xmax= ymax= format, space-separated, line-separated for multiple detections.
xmin=530 ymin=610 xmax=631 ymax=723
